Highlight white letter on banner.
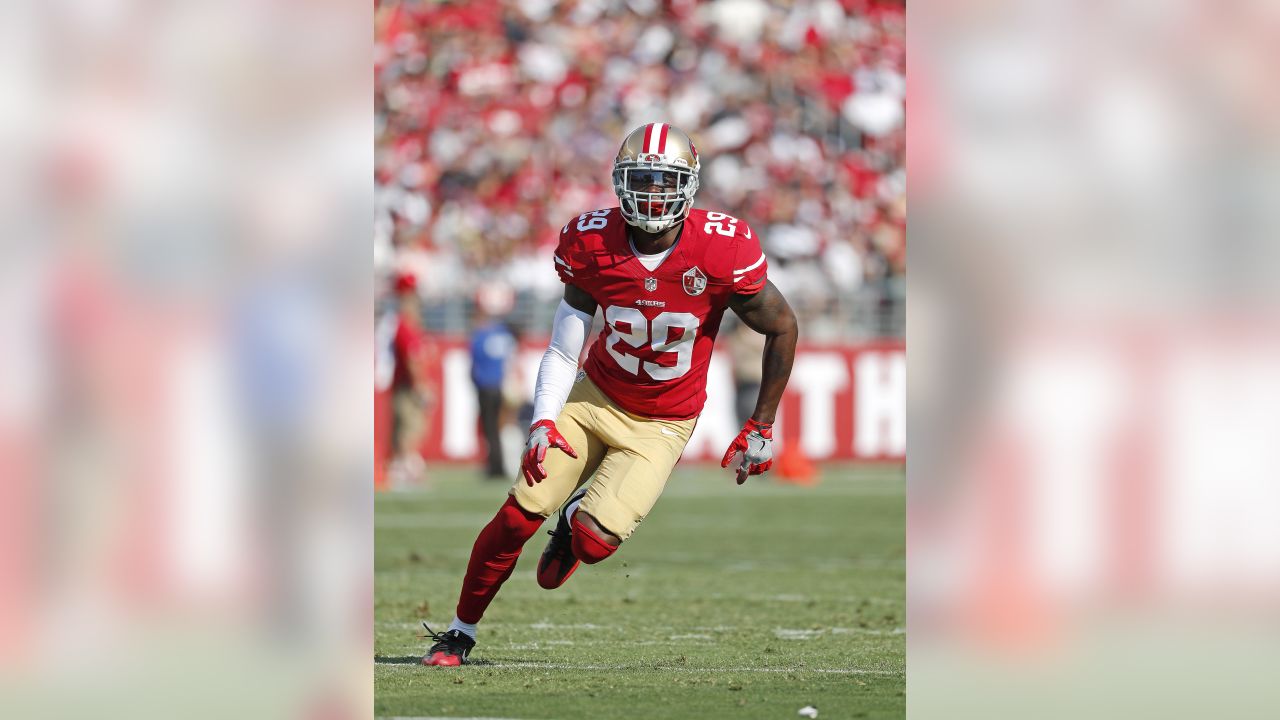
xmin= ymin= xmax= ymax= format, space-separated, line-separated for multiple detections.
xmin=790 ymin=353 xmax=849 ymax=459
xmin=1162 ymin=346 xmax=1280 ymax=592
xmin=442 ymin=348 xmax=478 ymax=458
xmin=854 ymin=351 xmax=906 ymax=457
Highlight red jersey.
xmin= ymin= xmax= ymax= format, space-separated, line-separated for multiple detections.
xmin=554 ymin=207 xmax=769 ymax=420
xmin=391 ymin=316 xmax=425 ymax=391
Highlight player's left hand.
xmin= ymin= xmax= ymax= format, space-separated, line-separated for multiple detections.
xmin=720 ymin=419 xmax=774 ymax=484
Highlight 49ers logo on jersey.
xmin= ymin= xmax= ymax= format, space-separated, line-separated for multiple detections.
xmin=682 ymin=266 xmax=707 ymax=296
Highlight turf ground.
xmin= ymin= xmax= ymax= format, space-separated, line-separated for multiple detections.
xmin=375 ymin=463 xmax=905 ymax=719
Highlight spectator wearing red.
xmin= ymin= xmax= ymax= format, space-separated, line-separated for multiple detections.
xmin=388 ymin=272 xmax=436 ymax=488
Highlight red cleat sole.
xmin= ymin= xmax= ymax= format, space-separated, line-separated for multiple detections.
xmin=537 ymin=558 xmax=580 ymax=589
xmin=422 ymin=652 xmax=462 ymax=666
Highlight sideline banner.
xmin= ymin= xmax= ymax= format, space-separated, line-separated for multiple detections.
xmin=376 ymin=340 xmax=904 ymax=473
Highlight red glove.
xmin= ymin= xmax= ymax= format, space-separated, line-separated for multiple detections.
xmin=720 ymin=419 xmax=774 ymax=484
xmin=522 ymin=419 xmax=578 ymax=486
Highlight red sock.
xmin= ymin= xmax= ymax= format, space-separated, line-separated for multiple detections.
xmin=570 ymin=512 xmax=619 ymax=564
xmin=455 ymin=496 xmax=545 ymax=624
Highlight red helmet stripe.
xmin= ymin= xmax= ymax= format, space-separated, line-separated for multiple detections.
xmin=657 ymin=123 xmax=669 ymax=153
xmin=642 ymin=123 xmax=655 ymax=153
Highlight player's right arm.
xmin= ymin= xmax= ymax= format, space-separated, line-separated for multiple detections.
xmin=522 ymin=216 xmax=603 ymax=485
xmin=521 ymin=283 xmax=597 ymax=485
xmin=530 ymin=283 xmax=596 ymax=426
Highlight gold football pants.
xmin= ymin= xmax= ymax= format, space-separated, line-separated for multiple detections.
xmin=510 ymin=374 xmax=696 ymax=541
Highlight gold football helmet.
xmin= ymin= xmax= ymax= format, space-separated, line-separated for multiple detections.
xmin=612 ymin=123 xmax=701 ymax=233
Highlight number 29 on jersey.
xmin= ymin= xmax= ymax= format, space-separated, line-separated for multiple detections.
xmin=603 ymin=306 xmax=698 ymax=381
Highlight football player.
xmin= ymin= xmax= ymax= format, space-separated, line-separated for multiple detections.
xmin=423 ymin=123 xmax=798 ymax=666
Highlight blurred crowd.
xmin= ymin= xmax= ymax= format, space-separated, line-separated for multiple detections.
xmin=375 ymin=0 xmax=905 ymax=340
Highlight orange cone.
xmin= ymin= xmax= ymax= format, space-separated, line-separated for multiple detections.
xmin=776 ymin=441 xmax=818 ymax=485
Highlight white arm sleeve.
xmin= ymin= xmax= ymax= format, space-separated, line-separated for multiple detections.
xmin=531 ymin=300 xmax=593 ymax=424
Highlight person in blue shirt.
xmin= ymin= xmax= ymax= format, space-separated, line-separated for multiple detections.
xmin=469 ymin=310 xmax=516 ymax=479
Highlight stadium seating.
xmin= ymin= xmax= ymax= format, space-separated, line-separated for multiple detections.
xmin=375 ymin=0 xmax=905 ymax=340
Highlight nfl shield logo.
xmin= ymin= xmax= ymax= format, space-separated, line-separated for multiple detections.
xmin=644 ymin=277 xmax=658 ymax=292
xmin=682 ymin=266 xmax=707 ymax=296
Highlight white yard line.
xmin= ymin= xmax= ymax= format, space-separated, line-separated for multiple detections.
xmin=475 ymin=661 xmax=901 ymax=676
xmin=378 ymin=658 xmax=901 ymax=677
xmin=382 ymin=622 xmax=904 ymax=637
xmin=775 ymin=626 xmax=907 ymax=639
xmin=527 ymin=622 xmax=614 ymax=631
xmin=376 ymin=712 xmax=527 ymax=717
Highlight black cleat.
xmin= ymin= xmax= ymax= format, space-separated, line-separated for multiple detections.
xmin=421 ymin=623 xmax=475 ymax=666
xmin=537 ymin=487 xmax=587 ymax=589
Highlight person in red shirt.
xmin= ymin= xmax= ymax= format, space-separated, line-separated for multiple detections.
xmin=423 ymin=124 xmax=798 ymax=665
xmin=388 ymin=273 xmax=436 ymax=489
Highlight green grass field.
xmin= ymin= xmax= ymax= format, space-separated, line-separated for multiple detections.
xmin=375 ymin=463 xmax=905 ymax=719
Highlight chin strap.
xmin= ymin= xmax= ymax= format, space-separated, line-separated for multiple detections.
xmin=627 ymin=213 xmax=687 ymax=235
